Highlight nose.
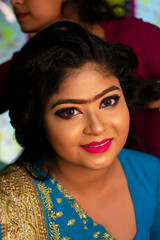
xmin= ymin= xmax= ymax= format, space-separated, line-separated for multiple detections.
xmin=10 ymin=0 xmax=24 ymax=6
xmin=83 ymin=112 xmax=106 ymax=136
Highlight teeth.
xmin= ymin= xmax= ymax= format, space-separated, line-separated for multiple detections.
xmin=85 ymin=140 xmax=110 ymax=148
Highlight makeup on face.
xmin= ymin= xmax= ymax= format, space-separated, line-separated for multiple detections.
xmin=16 ymin=12 xmax=30 ymax=21
xmin=54 ymin=94 xmax=120 ymax=120
xmin=51 ymin=86 xmax=120 ymax=110
xmin=80 ymin=138 xmax=113 ymax=154
xmin=44 ymin=64 xmax=130 ymax=171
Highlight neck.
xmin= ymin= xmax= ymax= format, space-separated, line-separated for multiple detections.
xmin=83 ymin=22 xmax=106 ymax=40
xmin=56 ymin=7 xmax=106 ymax=40
xmin=51 ymin=157 xmax=120 ymax=198
xmin=76 ymin=20 xmax=106 ymax=40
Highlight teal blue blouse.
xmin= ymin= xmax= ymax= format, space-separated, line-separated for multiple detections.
xmin=33 ymin=148 xmax=160 ymax=240
xmin=34 ymin=170 xmax=115 ymax=240
xmin=118 ymin=149 xmax=160 ymax=240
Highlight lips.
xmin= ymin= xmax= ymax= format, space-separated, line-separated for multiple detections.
xmin=16 ymin=12 xmax=29 ymax=21
xmin=80 ymin=138 xmax=112 ymax=154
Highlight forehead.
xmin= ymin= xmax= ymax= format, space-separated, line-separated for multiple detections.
xmin=48 ymin=63 xmax=122 ymax=103
xmin=60 ymin=63 xmax=120 ymax=91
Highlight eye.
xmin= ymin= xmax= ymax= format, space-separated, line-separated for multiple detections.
xmin=100 ymin=95 xmax=120 ymax=109
xmin=55 ymin=107 xmax=82 ymax=119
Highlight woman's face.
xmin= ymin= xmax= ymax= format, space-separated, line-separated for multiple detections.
xmin=44 ymin=63 xmax=130 ymax=171
xmin=10 ymin=0 xmax=65 ymax=33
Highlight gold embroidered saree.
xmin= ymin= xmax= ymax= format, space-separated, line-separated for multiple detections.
xmin=0 ymin=165 xmax=115 ymax=240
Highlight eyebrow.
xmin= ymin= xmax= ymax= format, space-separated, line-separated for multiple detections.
xmin=51 ymin=85 xmax=120 ymax=109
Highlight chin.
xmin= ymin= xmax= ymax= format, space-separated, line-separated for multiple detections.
xmin=87 ymin=156 xmax=116 ymax=171
xmin=20 ymin=27 xmax=30 ymax=33
xmin=20 ymin=24 xmax=35 ymax=33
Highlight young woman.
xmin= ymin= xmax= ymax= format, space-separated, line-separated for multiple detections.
xmin=0 ymin=0 xmax=160 ymax=158
xmin=0 ymin=21 xmax=160 ymax=240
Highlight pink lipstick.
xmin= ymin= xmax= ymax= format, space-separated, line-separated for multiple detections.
xmin=80 ymin=138 xmax=112 ymax=154
xmin=16 ymin=12 xmax=29 ymax=21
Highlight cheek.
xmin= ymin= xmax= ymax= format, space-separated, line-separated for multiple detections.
xmin=44 ymin=117 xmax=83 ymax=151
xmin=118 ymin=106 xmax=130 ymax=135
xmin=110 ymin=104 xmax=130 ymax=136
xmin=39 ymin=1 xmax=63 ymax=19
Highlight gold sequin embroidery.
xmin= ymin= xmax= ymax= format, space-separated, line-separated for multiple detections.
xmin=101 ymin=232 xmax=115 ymax=240
xmin=94 ymin=231 xmax=101 ymax=238
xmin=0 ymin=165 xmax=48 ymax=240
xmin=49 ymin=221 xmax=71 ymax=240
xmin=67 ymin=219 xmax=76 ymax=226
xmin=37 ymin=183 xmax=53 ymax=212
xmin=49 ymin=222 xmax=61 ymax=240
xmin=51 ymin=211 xmax=63 ymax=220
xmin=61 ymin=237 xmax=71 ymax=240
xmin=53 ymin=180 xmax=115 ymax=239
xmin=56 ymin=182 xmax=88 ymax=222
xmin=37 ymin=181 xmax=71 ymax=240
xmin=56 ymin=198 xmax=62 ymax=204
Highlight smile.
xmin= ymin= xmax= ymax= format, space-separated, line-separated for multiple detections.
xmin=80 ymin=138 xmax=112 ymax=154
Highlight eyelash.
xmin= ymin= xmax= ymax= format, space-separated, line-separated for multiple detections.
xmin=55 ymin=107 xmax=82 ymax=119
xmin=100 ymin=95 xmax=120 ymax=109
xmin=55 ymin=95 xmax=120 ymax=120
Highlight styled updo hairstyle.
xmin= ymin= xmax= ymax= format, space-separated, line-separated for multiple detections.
xmin=7 ymin=21 xmax=142 ymax=168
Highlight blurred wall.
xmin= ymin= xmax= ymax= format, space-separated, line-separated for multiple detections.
xmin=0 ymin=0 xmax=27 ymax=169
xmin=134 ymin=0 xmax=160 ymax=27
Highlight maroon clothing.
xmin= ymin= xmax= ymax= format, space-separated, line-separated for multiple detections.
xmin=0 ymin=17 xmax=160 ymax=157
xmin=100 ymin=17 xmax=160 ymax=80
xmin=100 ymin=17 xmax=160 ymax=158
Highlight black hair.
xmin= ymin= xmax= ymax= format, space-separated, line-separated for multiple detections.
xmin=62 ymin=0 xmax=127 ymax=23
xmin=6 ymin=21 xmax=158 ymax=172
